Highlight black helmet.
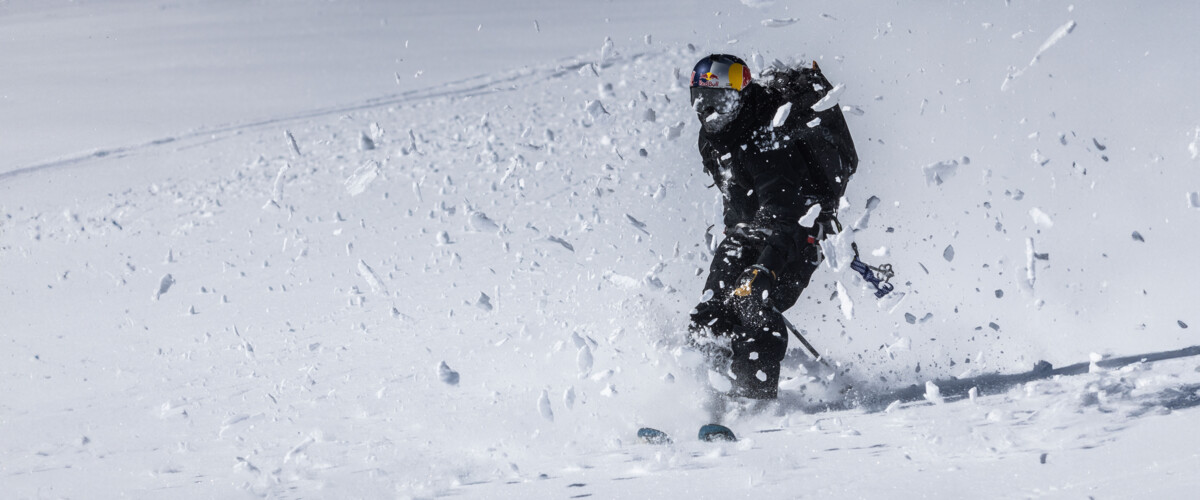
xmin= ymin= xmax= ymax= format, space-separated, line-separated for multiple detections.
xmin=689 ymin=54 xmax=752 ymax=132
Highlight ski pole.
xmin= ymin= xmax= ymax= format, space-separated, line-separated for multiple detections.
xmin=774 ymin=308 xmax=828 ymax=367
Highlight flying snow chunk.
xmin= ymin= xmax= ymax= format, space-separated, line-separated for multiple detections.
xmin=599 ymin=36 xmax=615 ymax=63
xmin=922 ymin=158 xmax=963 ymax=185
xmin=263 ymin=163 xmax=290 ymax=209
xmin=943 ymin=245 xmax=955 ymax=262
xmin=475 ymin=292 xmax=493 ymax=311
xmin=1031 ymin=149 xmax=1050 ymax=166
xmin=154 ymin=274 xmax=175 ymax=301
xmin=1188 ymin=192 xmax=1200 ymax=209
xmin=625 ymin=214 xmax=650 ymax=233
xmin=664 ymin=121 xmax=685 ymax=140
xmin=584 ymin=100 xmax=609 ymax=119
xmin=836 ymin=281 xmax=854 ymax=320
xmin=285 ymin=130 xmax=301 ymax=157
xmin=771 ymin=102 xmax=793 ymax=128
xmin=345 ymin=160 xmax=381 ymax=196
xmin=357 ymin=260 xmax=388 ymax=296
xmin=819 ymin=225 xmax=856 ymax=272
xmin=1029 ymin=207 xmax=1055 ymax=228
xmin=537 ymin=389 xmax=554 ymax=422
xmin=924 ymin=381 xmax=944 ymax=404
xmin=467 ymin=210 xmax=500 ymax=232
xmin=606 ymin=272 xmax=640 ymax=289
xmin=438 ymin=361 xmax=460 ymax=386
xmin=563 ymin=387 xmax=576 ymax=409
xmin=1031 ymin=20 xmax=1077 ymax=66
xmin=1025 ymin=238 xmax=1039 ymax=288
xmin=761 ymin=18 xmax=798 ymax=28
xmin=798 ymin=203 xmax=821 ymax=228
xmin=546 ymin=235 xmax=574 ymax=252
xmin=577 ymin=345 xmax=594 ymax=378
xmin=811 ymin=83 xmax=844 ymax=112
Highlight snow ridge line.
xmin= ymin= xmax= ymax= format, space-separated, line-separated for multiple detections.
xmin=0 ymin=52 xmax=655 ymax=182
xmin=792 ymin=345 xmax=1200 ymax=414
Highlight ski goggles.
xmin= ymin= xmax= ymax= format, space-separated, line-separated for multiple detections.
xmin=690 ymin=87 xmax=742 ymax=116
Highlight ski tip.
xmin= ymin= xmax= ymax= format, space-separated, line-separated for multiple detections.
xmin=698 ymin=423 xmax=737 ymax=442
xmin=637 ymin=427 xmax=672 ymax=445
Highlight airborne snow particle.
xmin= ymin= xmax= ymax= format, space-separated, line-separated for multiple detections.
xmin=943 ymin=245 xmax=955 ymax=262
xmin=1031 ymin=20 xmax=1077 ymax=66
xmin=924 ymin=381 xmax=944 ymax=404
xmin=771 ymin=102 xmax=792 ymax=128
xmin=761 ymin=18 xmax=799 ymax=28
xmin=1131 ymin=231 xmax=1145 ymax=242
xmin=284 ymin=130 xmax=301 ymax=157
xmin=537 ymin=390 xmax=554 ymax=421
xmin=1029 ymin=207 xmax=1054 ymax=228
xmin=811 ymin=84 xmax=844 ymax=112
xmin=345 ymin=161 xmax=381 ymax=196
xmin=836 ymin=281 xmax=854 ymax=320
xmin=438 ymin=361 xmax=460 ymax=386
xmin=546 ymin=235 xmax=574 ymax=252
xmin=625 ymin=214 xmax=649 ymax=233
xmin=599 ymin=36 xmax=615 ymax=63
xmin=1180 ymin=320 xmax=1189 ymax=329
xmin=154 ymin=274 xmax=176 ymax=301
xmin=563 ymin=387 xmax=576 ymax=409
xmin=922 ymin=159 xmax=961 ymax=185
xmin=357 ymin=260 xmax=388 ymax=296
xmin=467 ymin=210 xmax=500 ymax=233
xmin=475 ymin=292 xmax=493 ymax=311
xmin=263 ymin=162 xmax=290 ymax=209
xmin=584 ymin=100 xmax=608 ymax=119
xmin=798 ymin=204 xmax=821 ymax=228
xmin=664 ymin=121 xmax=685 ymax=141
xmin=577 ymin=345 xmax=593 ymax=377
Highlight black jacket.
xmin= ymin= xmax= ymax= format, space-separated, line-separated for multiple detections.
xmin=698 ymin=69 xmax=858 ymax=275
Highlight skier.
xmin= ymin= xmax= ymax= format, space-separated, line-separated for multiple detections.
xmin=687 ymin=54 xmax=858 ymax=401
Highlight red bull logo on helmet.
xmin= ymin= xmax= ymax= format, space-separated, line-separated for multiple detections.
xmin=694 ymin=71 xmax=720 ymax=87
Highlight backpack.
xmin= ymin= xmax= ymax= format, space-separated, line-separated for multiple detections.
xmin=760 ymin=62 xmax=859 ymax=201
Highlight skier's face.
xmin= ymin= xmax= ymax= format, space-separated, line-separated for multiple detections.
xmin=691 ymin=87 xmax=742 ymax=133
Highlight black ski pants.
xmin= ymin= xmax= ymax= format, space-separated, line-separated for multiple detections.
xmin=689 ymin=232 xmax=820 ymax=399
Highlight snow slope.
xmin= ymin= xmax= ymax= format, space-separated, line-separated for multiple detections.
xmin=2 ymin=0 xmax=1199 ymax=498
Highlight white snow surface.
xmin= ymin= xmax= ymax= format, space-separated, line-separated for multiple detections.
xmin=3 ymin=1 xmax=1200 ymax=498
